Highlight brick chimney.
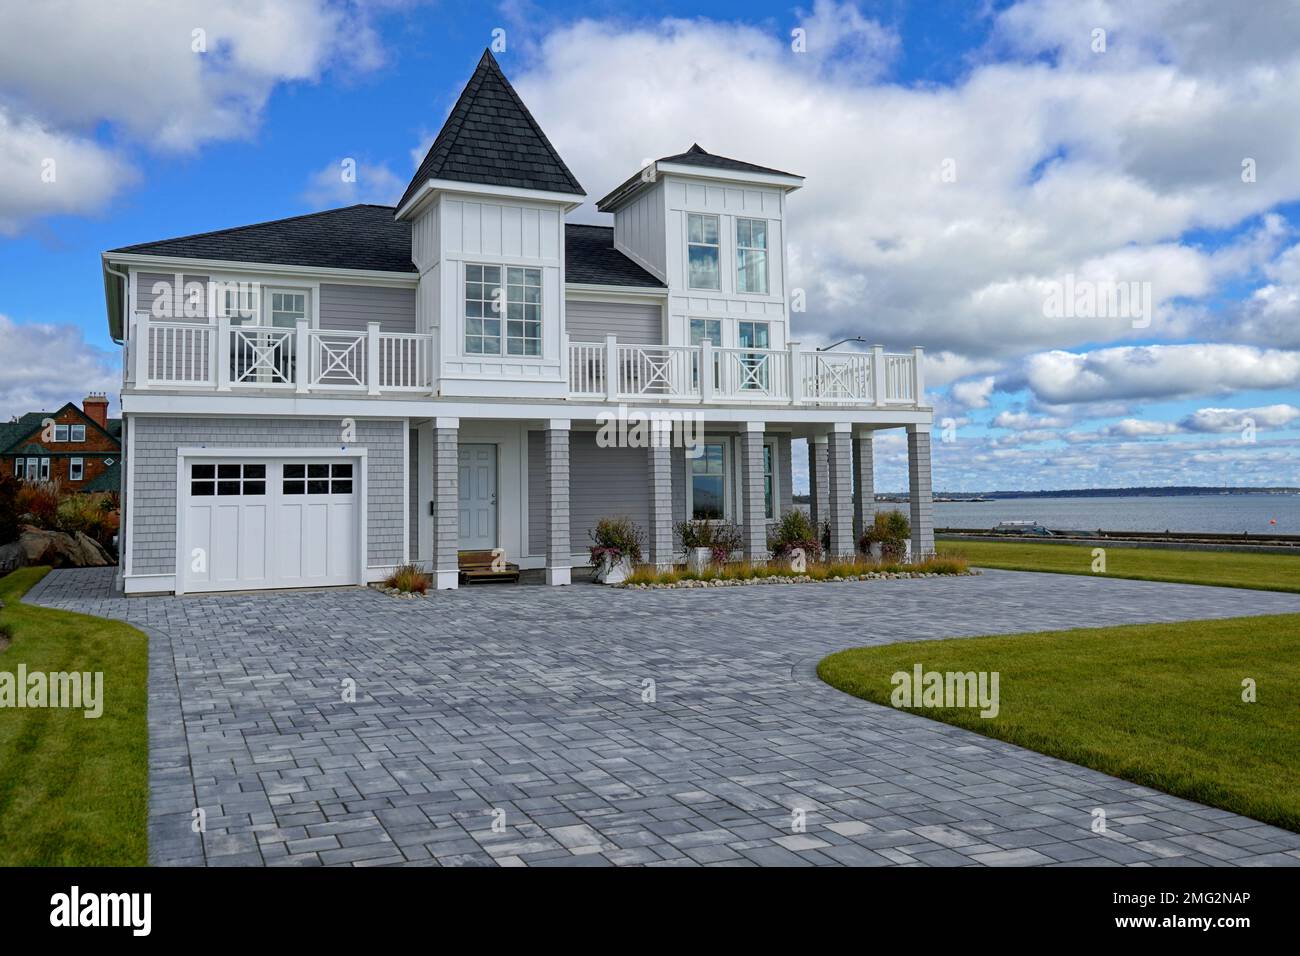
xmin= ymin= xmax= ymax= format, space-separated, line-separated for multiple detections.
xmin=82 ymin=393 xmax=109 ymax=429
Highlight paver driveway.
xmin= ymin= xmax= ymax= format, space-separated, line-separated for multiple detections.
xmin=29 ymin=567 xmax=1300 ymax=867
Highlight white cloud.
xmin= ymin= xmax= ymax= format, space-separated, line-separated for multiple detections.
xmin=1181 ymin=404 xmax=1300 ymax=433
xmin=301 ymin=158 xmax=404 ymax=208
xmin=949 ymin=375 xmax=996 ymax=409
xmin=1104 ymin=418 xmax=1182 ymax=437
xmin=0 ymin=315 xmax=121 ymax=420
xmin=1022 ymin=345 xmax=1300 ymax=405
xmin=0 ymin=108 xmax=134 ymax=235
xmin=991 ymin=409 xmax=1072 ymax=430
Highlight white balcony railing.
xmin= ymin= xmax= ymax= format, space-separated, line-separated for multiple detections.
xmin=565 ymin=335 xmax=924 ymax=407
xmin=130 ymin=314 xmax=434 ymax=395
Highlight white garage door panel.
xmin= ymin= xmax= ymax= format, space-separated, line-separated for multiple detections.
xmin=181 ymin=458 xmax=360 ymax=593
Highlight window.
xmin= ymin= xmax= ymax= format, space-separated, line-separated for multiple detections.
xmin=103 ymin=458 xmax=115 ymax=467
xmin=39 ymin=458 xmax=50 ymax=481
xmin=54 ymin=424 xmax=69 ymax=442
xmin=283 ymin=462 xmax=352 ymax=495
xmin=690 ymin=318 xmax=722 ymax=390
xmin=14 ymin=458 xmax=23 ymax=477
xmin=464 ymin=265 xmax=541 ymax=356
xmin=738 ymin=321 xmax=771 ymax=391
xmin=70 ymin=458 xmax=84 ymax=482
xmin=736 ymin=218 xmax=769 ymax=294
xmin=687 ymin=214 xmax=721 ymax=290
xmin=691 ymin=442 xmax=726 ymax=520
xmin=24 ymin=459 xmax=37 ymax=480
xmin=763 ymin=443 xmax=775 ymax=519
xmin=190 ymin=462 xmax=265 ymax=497
xmin=505 ymin=267 xmax=542 ymax=356
xmin=70 ymin=424 xmax=85 ymax=442
xmin=268 ymin=290 xmax=307 ymax=329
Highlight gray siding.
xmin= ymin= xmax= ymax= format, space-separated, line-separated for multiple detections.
xmin=528 ymin=430 xmax=651 ymax=555
xmin=320 ymin=283 xmax=417 ymax=333
xmin=408 ymin=427 xmax=419 ymax=562
xmin=134 ymin=271 xmax=211 ymax=319
xmin=128 ymin=416 xmax=406 ymax=575
xmin=565 ymin=299 xmax=663 ymax=344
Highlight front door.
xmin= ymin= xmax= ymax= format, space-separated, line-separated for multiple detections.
xmin=458 ymin=444 xmax=497 ymax=550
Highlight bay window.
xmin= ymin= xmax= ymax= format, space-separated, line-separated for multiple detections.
xmin=464 ymin=264 xmax=542 ymax=356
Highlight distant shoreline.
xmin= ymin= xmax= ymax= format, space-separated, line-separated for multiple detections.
xmin=794 ymin=488 xmax=1300 ymax=504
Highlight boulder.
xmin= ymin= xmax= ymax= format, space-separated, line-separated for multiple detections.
xmin=0 ymin=525 xmax=113 ymax=574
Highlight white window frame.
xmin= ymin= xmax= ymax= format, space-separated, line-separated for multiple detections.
xmin=685 ymin=438 xmax=731 ymax=521
xmin=70 ymin=424 xmax=86 ymax=442
xmin=763 ymin=438 xmax=778 ymax=520
xmin=54 ymin=424 xmax=69 ymax=442
xmin=14 ymin=458 xmax=23 ymax=477
xmin=687 ymin=213 xmax=722 ymax=291
xmin=39 ymin=457 xmax=50 ymax=481
xmin=735 ymin=217 xmax=769 ymax=295
xmin=69 ymin=457 xmax=84 ymax=482
xmin=462 ymin=263 xmax=543 ymax=358
xmin=265 ymin=288 xmax=310 ymax=329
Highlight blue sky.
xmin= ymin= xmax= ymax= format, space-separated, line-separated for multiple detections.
xmin=2 ymin=0 xmax=1299 ymax=492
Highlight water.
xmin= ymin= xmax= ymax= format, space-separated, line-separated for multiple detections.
xmin=932 ymin=494 xmax=1300 ymax=535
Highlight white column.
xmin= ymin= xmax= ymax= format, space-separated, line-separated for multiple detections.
xmin=416 ymin=419 xmax=434 ymax=572
xmin=367 ymin=321 xmax=381 ymax=396
xmin=295 ymin=318 xmax=310 ymax=393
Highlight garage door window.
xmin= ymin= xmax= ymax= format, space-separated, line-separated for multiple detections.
xmin=191 ymin=463 xmax=266 ymax=497
xmin=283 ymin=462 xmax=352 ymax=496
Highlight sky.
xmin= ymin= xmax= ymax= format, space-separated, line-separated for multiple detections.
xmin=1 ymin=0 xmax=1299 ymax=492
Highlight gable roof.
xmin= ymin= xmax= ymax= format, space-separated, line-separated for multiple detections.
xmin=658 ymin=143 xmax=801 ymax=179
xmin=108 ymin=204 xmax=415 ymax=274
xmin=0 ymin=404 xmax=122 ymax=455
xmin=564 ymin=225 xmax=664 ymax=288
xmin=398 ymin=49 xmax=584 ymax=213
xmin=596 ymin=144 xmax=803 ymax=212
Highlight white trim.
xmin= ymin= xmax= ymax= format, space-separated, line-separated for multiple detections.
xmin=684 ymin=436 xmax=732 ymax=521
xmin=69 ymin=457 xmax=84 ymax=482
xmin=396 ymin=179 xmax=585 ymax=221
xmin=653 ymin=163 xmax=803 ymax=191
xmin=402 ymin=418 xmax=410 ymax=563
xmin=435 ymin=416 xmax=460 ymax=429
xmin=831 ymin=421 xmax=852 ymax=433
xmin=118 ymin=391 xmax=935 ymax=426
xmin=546 ymin=418 xmax=571 ymax=431
xmin=123 ymin=572 xmax=176 ymax=595
xmin=734 ymin=216 xmax=771 ymax=297
xmin=742 ymin=421 xmax=765 ymax=433
xmin=124 ymin=418 xmax=135 ymax=577
xmin=105 ymin=252 xmax=418 ymax=287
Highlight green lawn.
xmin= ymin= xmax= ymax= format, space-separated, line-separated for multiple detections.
xmin=819 ymin=613 xmax=1300 ymax=832
xmin=0 ymin=568 xmax=148 ymax=865
xmin=939 ymin=538 xmax=1300 ymax=593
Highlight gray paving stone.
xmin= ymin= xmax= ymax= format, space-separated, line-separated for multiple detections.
xmin=28 ymin=567 xmax=1300 ymax=868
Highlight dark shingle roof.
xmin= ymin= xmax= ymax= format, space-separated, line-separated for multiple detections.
xmin=108 ymin=205 xmax=415 ymax=273
xmin=657 ymin=143 xmax=801 ymax=179
xmin=1 ymin=408 xmax=123 ymax=455
xmin=82 ymin=460 xmax=122 ymax=493
xmin=398 ymin=50 xmax=584 ymax=212
xmin=564 ymin=225 xmax=664 ymax=288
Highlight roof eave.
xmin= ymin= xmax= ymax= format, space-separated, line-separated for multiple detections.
xmin=395 ymin=178 xmax=586 ymax=221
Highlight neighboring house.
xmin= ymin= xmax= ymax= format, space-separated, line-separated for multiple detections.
xmin=1 ymin=394 xmax=122 ymax=492
xmin=100 ymin=50 xmax=933 ymax=596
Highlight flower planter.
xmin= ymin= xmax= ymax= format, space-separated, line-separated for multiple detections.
xmin=594 ymin=553 xmax=633 ymax=585
xmin=685 ymin=547 xmax=713 ymax=573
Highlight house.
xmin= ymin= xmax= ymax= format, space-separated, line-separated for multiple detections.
xmin=1 ymin=394 xmax=122 ymax=492
xmin=99 ymin=50 xmax=933 ymax=595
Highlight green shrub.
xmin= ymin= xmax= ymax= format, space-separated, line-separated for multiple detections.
xmin=860 ymin=509 xmax=911 ymax=562
xmin=15 ymin=481 xmax=61 ymax=530
xmin=674 ymin=519 xmax=743 ymax=564
xmin=768 ymin=508 xmax=822 ymax=562
xmin=56 ymin=493 xmax=119 ymax=549
xmin=589 ymin=515 xmax=645 ymax=566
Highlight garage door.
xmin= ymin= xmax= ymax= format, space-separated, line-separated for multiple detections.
xmin=182 ymin=458 xmax=360 ymax=592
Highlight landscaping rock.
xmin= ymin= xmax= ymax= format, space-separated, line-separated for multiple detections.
xmin=0 ymin=525 xmax=113 ymax=573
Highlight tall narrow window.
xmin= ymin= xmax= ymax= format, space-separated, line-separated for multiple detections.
xmin=736 ymin=218 xmax=768 ymax=294
xmin=738 ymin=321 xmax=771 ymax=391
xmin=689 ymin=318 xmax=722 ymax=391
xmin=39 ymin=458 xmax=50 ymax=481
xmin=70 ymin=458 xmax=84 ymax=482
xmin=691 ymin=442 xmax=726 ymax=520
xmin=464 ymin=264 xmax=503 ymax=355
xmin=687 ymin=214 xmax=721 ymax=290
xmin=14 ymin=458 xmax=23 ymax=477
xmin=505 ymin=267 xmax=542 ymax=356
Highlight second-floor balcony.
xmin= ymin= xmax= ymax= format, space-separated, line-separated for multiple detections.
xmin=126 ymin=313 xmax=925 ymax=408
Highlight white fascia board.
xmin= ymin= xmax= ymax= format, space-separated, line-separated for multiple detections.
xmin=104 ymin=252 xmax=418 ymax=287
xmin=564 ymin=283 xmax=669 ymax=300
xmin=120 ymin=391 xmax=934 ymax=426
xmin=653 ymin=164 xmax=804 ymax=191
xmin=396 ymin=179 xmax=586 ymax=221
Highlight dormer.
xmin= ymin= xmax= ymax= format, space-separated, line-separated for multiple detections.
xmin=397 ymin=50 xmax=586 ymax=399
xmin=595 ymin=145 xmax=804 ymax=351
